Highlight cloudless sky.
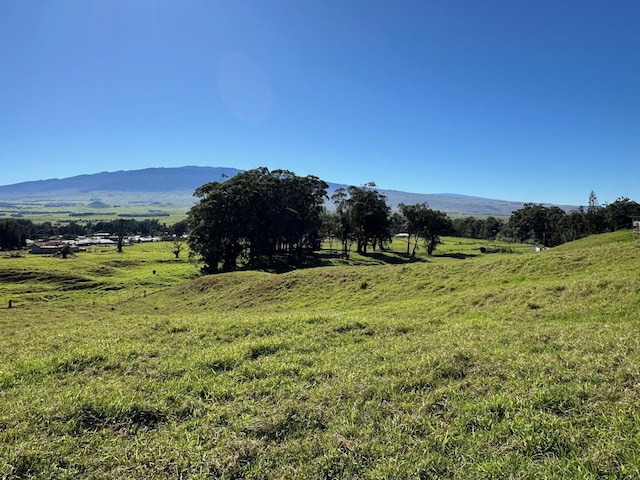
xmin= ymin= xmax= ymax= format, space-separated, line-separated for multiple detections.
xmin=1 ymin=1 xmax=638 ymax=205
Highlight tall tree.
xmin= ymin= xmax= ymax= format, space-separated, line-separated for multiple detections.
xmin=346 ymin=183 xmax=391 ymax=254
xmin=399 ymin=203 xmax=425 ymax=256
xmin=586 ymin=191 xmax=606 ymax=234
xmin=331 ymin=188 xmax=355 ymax=259
xmin=422 ymin=208 xmax=453 ymax=255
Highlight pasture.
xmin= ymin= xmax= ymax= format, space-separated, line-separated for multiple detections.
xmin=2 ymin=233 xmax=640 ymax=478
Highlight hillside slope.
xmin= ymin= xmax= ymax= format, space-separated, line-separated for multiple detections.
xmin=2 ymin=232 xmax=640 ymax=478
xmin=146 ymin=230 xmax=640 ymax=324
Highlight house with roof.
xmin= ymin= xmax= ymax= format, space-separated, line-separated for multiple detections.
xmin=30 ymin=241 xmax=79 ymax=255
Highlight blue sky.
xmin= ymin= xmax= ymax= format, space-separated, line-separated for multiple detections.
xmin=1 ymin=1 xmax=638 ymax=206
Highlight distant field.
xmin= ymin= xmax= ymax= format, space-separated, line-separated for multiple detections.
xmin=0 ymin=197 xmax=190 ymax=224
xmin=2 ymin=233 xmax=640 ymax=478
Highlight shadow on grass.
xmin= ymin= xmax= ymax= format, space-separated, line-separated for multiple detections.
xmin=434 ymin=252 xmax=479 ymax=260
xmin=359 ymin=251 xmax=428 ymax=265
xmin=238 ymin=249 xmax=426 ymax=274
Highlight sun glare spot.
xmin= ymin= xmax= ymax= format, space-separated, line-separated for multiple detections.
xmin=216 ymin=51 xmax=273 ymax=123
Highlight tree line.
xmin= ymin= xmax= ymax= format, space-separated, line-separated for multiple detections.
xmin=0 ymin=218 xmax=185 ymax=251
xmin=186 ymin=168 xmax=455 ymax=272
xmin=450 ymin=193 xmax=640 ymax=247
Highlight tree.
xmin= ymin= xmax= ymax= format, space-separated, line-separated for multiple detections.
xmin=116 ymin=219 xmax=131 ymax=253
xmin=558 ymin=208 xmax=586 ymax=243
xmin=54 ymin=242 xmax=76 ymax=259
xmin=345 ymin=183 xmax=391 ymax=254
xmin=451 ymin=216 xmax=504 ymax=240
xmin=422 ymin=208 xmax=453 ymax=255
xmin=0 ymin=220 xmax=26 ymax=251
xmin=480 ymin=216 xmax=504 ymax=240
xmin=187 ymin=167 xmax=328 ymax=273
xmin=320 ymin=210 xmax=341 ymax=254
xmin=172 ymin=239 xmax=184 ymax=259
xmin=331 ymin=187 xmax=355 ymax=259
xmin=400 ymin=203 xmax=452 ymax=256
xmin=508 ymin=204 xmax=566 ymax=247
xmin=586 ymin=191 xmax=606 ymax=234
xmin=399 ymin=203 xmax=425 ymax=256
xmin=169 ymin=219 xmax=189 ymax=237
xmin=603 ymin=197 xmax=640 ymax=231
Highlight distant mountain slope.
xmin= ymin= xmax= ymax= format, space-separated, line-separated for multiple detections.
xmin=376 ymin=190 xmax=526 ymax=215
xmin=0 ymin=166 xmax=241 ymax=196
xmin=0 ymin=166 xmax=573 ymax=215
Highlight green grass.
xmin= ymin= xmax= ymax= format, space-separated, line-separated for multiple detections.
xmin=0 ymin=196 xmax=190 ymax=224
xmin=2 ymin=232 xmax=640 ymax=478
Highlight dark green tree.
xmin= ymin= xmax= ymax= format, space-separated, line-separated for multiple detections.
xmin=585 ymin=191 xmax=606 ymax=234
xmin=451 ymin=216 xmax=504 ymax=240
xmin=558 ymin=208 xmax=587 ymax=243
xmin=603 ymin=197 xmax=640 ymax=231
xmin=399 ymin=202 xmax=426 ymax=256
xmin=480 ymin=216 xmax=504 ymax=240
xmin=508 ymin=204 xmax=566 ymax=247
xmin=422 ymin=208 xmax=453 ymax=255
xmin=346 ymin=183 xmax=391 ymax=254
xmin=169 ymin=219 xmax=189 ymax=237
xmin=115 ymin=219 xmax=132 ymax=253
xmin=0 ymin=220 xmax=26 ymax=250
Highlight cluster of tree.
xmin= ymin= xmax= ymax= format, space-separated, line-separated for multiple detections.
xmin=187 ymin=171 xmax=456 ymax=271
xmin=503 ymin=195 xmax=640 ymax=247
xmin=323 ymin=184 xmax=392 ymax=258
xmin=451 ymin=216 xmax=504 ymax=240
xmin=2 ymin=218 xmax=172 ymax=241
xmin=450 ymin=193 xmax=640 ymax=247
xmin=400 ymin=203 xmax=453 ymax=255
xmin=187 ymin=168 xmax=328 ymax=272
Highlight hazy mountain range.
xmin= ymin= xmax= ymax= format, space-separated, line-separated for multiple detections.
xmin=0 ymin=166 xmax=576 ymax=216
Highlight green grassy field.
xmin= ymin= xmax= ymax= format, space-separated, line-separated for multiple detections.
xmin=2 ymin=233 xmax=640 ymax=478
xmin=0 ymin=197 xmax=189 ymax=224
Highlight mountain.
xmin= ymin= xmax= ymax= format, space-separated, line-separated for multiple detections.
xmin=0 ymin=166 xmax=241 ymax=197
xmin=0 ymin=166 xmax=571 ymax=216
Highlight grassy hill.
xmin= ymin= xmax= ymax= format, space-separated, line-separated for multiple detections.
xmin=2 ymin=232 xmax=640 ymax=478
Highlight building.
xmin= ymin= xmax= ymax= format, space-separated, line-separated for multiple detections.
xmin=30 ymin=241 xmax=79 ymax=255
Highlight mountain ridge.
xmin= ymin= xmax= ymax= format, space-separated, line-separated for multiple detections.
xmin=0 ymin=166 xmax=575 ymax=216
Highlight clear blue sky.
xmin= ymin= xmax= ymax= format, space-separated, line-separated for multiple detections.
xmin=1 ymin=1 xmax=638 ymax=206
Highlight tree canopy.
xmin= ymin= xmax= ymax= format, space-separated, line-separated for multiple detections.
xmin=399 ymin=203 xmax=452 ymax=256
xmin=187 ymin=167 xmax=328 ymax=273
xmin=330 ymin=184 xmax=391 ymax=257
xmin=0 ymin=219 xmax=26 ymax=251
